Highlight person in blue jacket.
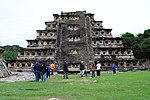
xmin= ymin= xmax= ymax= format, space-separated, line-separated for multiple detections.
xmin=112 ymin=63 xmax=117 ymax=74
xmin=46 ymin=64 xmax=51 ymax=78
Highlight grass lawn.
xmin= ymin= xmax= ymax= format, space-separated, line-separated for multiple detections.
xmin=0 ymin=71 xmax=150 ymax=100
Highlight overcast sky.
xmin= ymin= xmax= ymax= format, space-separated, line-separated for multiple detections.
xmin=0 ymin=0 xmax=150 ymax=47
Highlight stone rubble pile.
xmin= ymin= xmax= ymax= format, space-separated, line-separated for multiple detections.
xmin=0 ymin=72 xmax=35 ymax=82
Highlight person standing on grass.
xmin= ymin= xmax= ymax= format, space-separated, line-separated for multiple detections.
xmin=41 ymin=63 xmax=47 ymax=82
xmin=112 ymin=63 xmax=117 ymax=74
xmin=80 ymin=61 xmax=85 ymax=77
xmin=31 ymin=62 xmax=35 ymax=78
xmin=46 ymin=64 xmax=51 ymax=78
xmin=33 ymin=62 xmax=42 ymax=82
xmin=96 ymin=61 xmax=101 ymax=77
xmin=50 ymin=61 xmax=55 ymax=75
xmin=91 ymin=63 xmax=96 ymax=78
xmin=84 ymin=65 xmax=88 ymax=77
xmin=63 ymin=61 xmax=69 ymax=79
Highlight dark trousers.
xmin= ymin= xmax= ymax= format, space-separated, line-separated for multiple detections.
xmin=97 ymin=70 xmax=100 ymax=76
xmin=51 ymin=70 xmax=54 ymax=75
xmin=63 ymin=71 xmax=68 ymax=79
xmin=84 ymin=70 xmax=87 ymax=76
xmin=113 ymin=69 xmax=116 ymax=74
xmin=47 ymin=71 xmax=50 ymax=78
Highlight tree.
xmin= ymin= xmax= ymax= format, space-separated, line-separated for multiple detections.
xmin=139 ymin=38 xmax=150 ymax=59
xmin=0 ymin=48 xmax=4 ymax=53
xmin=0 ymin=45 xmax=24 ymax=60
xmin=121 ymin=32 xmax=136 ymax=48
xmin=121 ymin=30 xmax=150 ymax=60
xmin=143 ymin=29 xmax=150 ymax=38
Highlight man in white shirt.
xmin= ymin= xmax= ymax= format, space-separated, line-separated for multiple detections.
xmin=96 ymin=61 xmax=101 ymax=76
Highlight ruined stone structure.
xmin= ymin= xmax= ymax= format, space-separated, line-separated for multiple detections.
xmin=7 ymin=11 xmax=143 ymax=70
xmin=0 ymin=49 xmax=11 ymax=77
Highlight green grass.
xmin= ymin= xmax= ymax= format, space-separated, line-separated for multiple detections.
xmin=0 ymin=71 xmax=150 ymax=100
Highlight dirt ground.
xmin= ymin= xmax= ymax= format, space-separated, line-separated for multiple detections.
xmin=0 ymin=71 xmax=35 ymax=82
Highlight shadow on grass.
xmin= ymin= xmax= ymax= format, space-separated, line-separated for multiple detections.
xmin=25 ymin=88 xmax=39 ymax=91
xmin=28 ymin=80 xmax=35 ymax=82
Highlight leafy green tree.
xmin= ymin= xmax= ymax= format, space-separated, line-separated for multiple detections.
xmin=0 ymin=45 xmax=24 ymax=60
xmin=121 ymin=32 xmax=136 ymax=48
xmin=0 ymin=48 xmax=4 ymax=52
xmin=143 ymin=29 xmax=150 ymax=38
xmin=139 ymin=38 xmax=150 ymax=59
xmin=121 ymin=30 xmax=150 ymax=59
xmin=3 ymin=51 xmax=18 ymax=60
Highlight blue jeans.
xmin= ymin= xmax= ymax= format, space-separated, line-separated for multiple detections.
xmin=34 ymin=70 xmax=41 ymax=82
xmin=42 ymin=73 xmax=46 ymax=82
xmin=47 ymin=71 xmax=50 ymax=78
xmin=35 ymin=71 xmax=40 ymax=82
xmin=91 ymin=71 xmax=95 ymax=77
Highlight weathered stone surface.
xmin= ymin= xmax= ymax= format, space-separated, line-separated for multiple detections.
xmin=143 ymin=60 xmax=150 ymax=68
xmin=0 ymin=49 xmax=11 ymax=78
xmin=0 ymin=70 xmax=4 ymax=78
xmin=7 ymin=11 xmax=144 ymax=70
xmin=0 ymin=72 xmax=35 ymax=82
xmin=0 ymin=61 xmax=11 ymax=78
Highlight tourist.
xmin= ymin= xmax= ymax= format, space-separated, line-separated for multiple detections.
xmin=41 ymin=63 xmax=47 ymax=82
xmin=63 ymin=61 xmax=69 ymax=79
xmin=96 ymin=61 xmax=101 ymax=76
xmin=112 ymin=63 xmax=117 ymax=74
xmin=80 ymin=61 xmax=85 ymax=77
xmin=84 ymin=65 xmax=88 ymax=77
xmin=33 ymin=62 xmax=42 ymax=82
xmin=46 ymin=64 xmax=51 ymax=78
xmin=91 ymin=63 xmax=96 ymax=78
xmin=50 ymin=61 xmax=55 ymax=75
xmin=31 ymin=63 xmax=34 ymax=72
xmin=31 ymin=63 xmax=35 ymax=79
